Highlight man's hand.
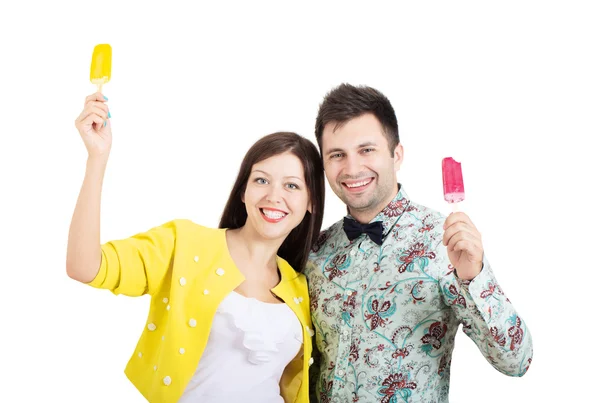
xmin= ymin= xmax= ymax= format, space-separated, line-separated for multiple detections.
xmin=442 ymin=212 xmax=484 ymax=281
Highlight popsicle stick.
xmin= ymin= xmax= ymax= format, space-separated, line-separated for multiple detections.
xmin=97 ymin=83 xmax=106 ymax=127
xmin=452 ymin=202 xmax=459 ymax=213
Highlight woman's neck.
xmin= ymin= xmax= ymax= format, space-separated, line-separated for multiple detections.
xmin=227 ymin=225 xmax=282 ymax=271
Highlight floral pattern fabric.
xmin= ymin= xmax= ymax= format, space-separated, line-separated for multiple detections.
xmin=306 ymin=185 xmax=532 ymax=402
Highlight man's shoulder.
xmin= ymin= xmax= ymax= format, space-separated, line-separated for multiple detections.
xmin=308 ymin=219 xmax=345 ymax=258
xmin=319 ymin=219 xmax=345 ymax=242
xmin=403 ymin=199 xmax=447 ymax=230
xmin=382 ymin=199 xmax=449 ymax=252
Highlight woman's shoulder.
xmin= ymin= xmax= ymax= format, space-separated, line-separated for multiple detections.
xmin=160 ymin=218 xmax=220 ymax=234
xmin=276 ymin=256 xmax=309 ymax=293
xmin=145 ymin=219 xmax=224 ymax=247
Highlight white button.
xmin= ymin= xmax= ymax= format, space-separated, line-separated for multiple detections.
xmin=350 ymin=250 xmax=356 ymax=256
xmin=189 ymin=318 xmax=197 ymax=327
xmin=203 ymin=289 xmax=210 ymax=295
xmin=138 ymin=352 xmax=143 ymax=358
xmin=163 ymin=376 xmax=171 ymax=386
xmin=153 ymin=365 xmax=157 ymax=371
xmin=216 ymin=268 xmax=225 ymax=276
xmin=343 ymin=330 xmax=349 ymax=336
xmin=162 ymin=297 xmax=168 ymax=304
xmin=179 ymin=277 xmax=186 ymax=286
xmin=346 ymin=290 xmax=353 ymax=296
xmin=338 ymin=370 xmax=344 ymax=377
xmin=309 ymin=357 xmax=314 ymax=366
xmin=179 ymin=348 xmax=185 ymax=355
xmin=166 ymin=305 xmax=170 ymax=311
xmin=194 ymin=256 xmax=199 ymax=262
xmin=147 ymin=323 xmax=156 ymax=331
xmin=294 ymin=297 xmax=300 ymax=304
xmin=161 ymin=336 xmax=165 ymax=341
xmin=305 ymin=326 xmax=315 ymax=337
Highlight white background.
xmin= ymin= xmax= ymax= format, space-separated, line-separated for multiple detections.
xmin=1 ymin=1 xmax=598 ymax=402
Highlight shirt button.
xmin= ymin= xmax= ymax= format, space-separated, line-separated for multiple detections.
xmin=350 ymin=250 xmax=356 ymax=256
xmin=163 ymin=376 xmax=172 ymax=386
xmin=166 ymin=305 xmax=170 ymax=311
xmin=305 ymin=326 xmax=315 ymax=337
xmin=216 ymin=268 xmax=225 ymax=276
xmin=194 ymin=256 xmax=199 ymax=262
xmin=309 ymin=357 xmax=314 ymax=366
xmin=342 ymin=330 xmax=349 ymax=336
xmin=162 ymin=298 xmax=168 ymax=304
xmin=338 ymin=370 xmax=344 ymax=377
xmin=147 ymin=323 xmax=157 ymax=331
xmin=203 ymin=289 xmax=210 ymax=295
xmin=179 ymin=348 xmax=185 ymax=355
xmin=179 ymin=277 xmax=187 ymax=286
xmin=346 ymin=290 xmax=353 ymax=296
xmin=153 ymin=365 xmax=157 ymax=371
xmin=188 ymin=318 xmax=197 ymax=328
xmin=138 ymin=352 xmax=143 ymax=358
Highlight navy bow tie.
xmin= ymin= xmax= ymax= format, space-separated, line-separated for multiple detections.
xmin=343 ymin=217 xmax=384 ymax=245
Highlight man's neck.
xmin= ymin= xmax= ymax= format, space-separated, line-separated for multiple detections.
xmin=349 ymin=184 xmax=399 ymax=224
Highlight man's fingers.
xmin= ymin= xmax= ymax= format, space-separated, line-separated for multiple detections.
xmin=442 ymin=222 xmax=480 ymax=246
xmin=446 ymin=231 xmax=481 ymax=253
xmin=443 ymin=212 xmax=476 ymax=230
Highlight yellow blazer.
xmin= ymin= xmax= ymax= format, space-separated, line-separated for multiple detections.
xmin=88 ymin=219 xmax=313 ymax=403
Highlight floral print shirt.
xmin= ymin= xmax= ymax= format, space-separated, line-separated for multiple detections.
xmin=306 ymin=185 xmax=533 ymax=403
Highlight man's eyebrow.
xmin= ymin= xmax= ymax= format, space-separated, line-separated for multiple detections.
xmin=324 ymin=142 xmax=378 ymax=154
xmin=324 ymin=147 xmax=345 ymax=155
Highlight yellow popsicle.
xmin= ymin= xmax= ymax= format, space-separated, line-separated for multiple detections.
xmin=90 ymin=44 xmax=112 ymax=92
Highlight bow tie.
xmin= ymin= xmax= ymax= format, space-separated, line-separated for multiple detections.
xmin=343 ymin=217 xmax=384 ymax=246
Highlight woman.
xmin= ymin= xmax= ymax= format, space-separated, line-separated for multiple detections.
xmin=66 ymin=93 xmax=325 ymax=403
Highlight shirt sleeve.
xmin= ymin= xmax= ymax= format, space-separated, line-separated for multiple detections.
xmin=86 ymin=219 xmax=181 ymax=297
xmin=437 ymin=246 xmax=533 ymax=377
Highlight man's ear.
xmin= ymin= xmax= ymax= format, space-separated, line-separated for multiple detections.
xmin=393 ymin=144 xmax=404 ymax=171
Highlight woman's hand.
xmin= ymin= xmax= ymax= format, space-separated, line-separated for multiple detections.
xmin=74 ymin=92 xmax=112 ymax=159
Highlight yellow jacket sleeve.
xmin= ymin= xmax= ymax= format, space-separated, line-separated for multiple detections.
xmin=87 ymin=219 xmax=181 ymax=297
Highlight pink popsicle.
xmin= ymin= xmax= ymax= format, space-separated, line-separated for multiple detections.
xmin=442 ymin=157 xmax=465 ymax=204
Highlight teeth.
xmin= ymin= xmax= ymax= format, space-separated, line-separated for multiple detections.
xmin=262 ymin=209 xmax=286 ymax=219
xmin=346 ymin=179 xmax=371 ymax=188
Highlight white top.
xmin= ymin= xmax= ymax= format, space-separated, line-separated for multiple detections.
xmin=178 ymin=291 xmax=303 ymax=403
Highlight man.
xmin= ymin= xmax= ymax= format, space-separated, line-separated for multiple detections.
xmin=305 ymin=84 xmax=532 ymax=402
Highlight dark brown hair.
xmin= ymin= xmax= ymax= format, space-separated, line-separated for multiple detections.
xmin=315 ymin=83 xmax=400 ymax=156
xmin=219 ymin=132 xmax=325 ymax=272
